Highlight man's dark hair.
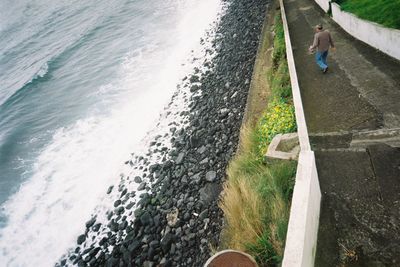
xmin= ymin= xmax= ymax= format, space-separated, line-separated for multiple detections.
xmin=316 ymin=24 xmax=323 ymax=30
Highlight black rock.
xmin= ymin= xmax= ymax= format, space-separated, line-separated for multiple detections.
xmin=137 ymin=182 xmax=146 ymax=191
xmin=183 ymin=212 xmax=190 ymax=221
xmin=154 ymin=214 xmax=161 ymax=228
xmin=85 ymin=217 xmax=96 ymax=229
xmin=199 ymin=183 xmax=220 ymax=204
xmin=161 ymin=233 xmax=175 ymax=253
xmin=114 ymin=200 xmax=122 ymax=207
xmin=128 ymin=240 xmax=141 ymax=254
xmin=77 ymin=234 xmax=86 ymax=245
xmin=134 ymin=176 xmax=142 ymax=183
xmin=149 ymin=240 xmax=159 ymax=248
xmin=175 ymin=152 xmax=185 ymax=164
xmin=140 ymin=211 xmax=153 ymax=225
xmin=99 ymin=237 xmax=107 ymax=246
xmin=115 ymin=206 xmax=125 ymax=215
xmin=149 ymin=164 xmax=160 ymax=172
xmin=120 ymin=188 xmax=128 ymax=197
xmin=107 ymin=186 xmax=114 ymax=194
xmin=189 ymin=75 xmax=200 ymax=83
xmin=199 ymin=209 xmax=209 ymax=220
xmin=92 ymin=223 xmax=101 ymax=232
xmin=190 ymin=85 xmax=199 ymax=92
xmin=118 ymin=221 xmax=128 ymax=231
xmin=126 ymin=202 xmax=135 ymax=210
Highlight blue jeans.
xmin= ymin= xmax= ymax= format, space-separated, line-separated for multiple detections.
xmin=315 ymin=50 xmax=328 ymax=70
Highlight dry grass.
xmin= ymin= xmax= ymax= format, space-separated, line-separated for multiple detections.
xmin=220 ymin=174 xmax=264 ymax=251
xmin=219 ymin=125 xmax=296 ymax=265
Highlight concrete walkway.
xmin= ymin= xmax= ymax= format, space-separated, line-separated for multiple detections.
xmin=283 ymin=0 xmax=400 ymax=266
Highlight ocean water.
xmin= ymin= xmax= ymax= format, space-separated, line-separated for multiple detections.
xmin=0 ymin=0 xmax=221 ymax=266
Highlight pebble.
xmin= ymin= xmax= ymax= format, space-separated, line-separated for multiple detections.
xmin=59 ymin=0 xmax=269 ymax=265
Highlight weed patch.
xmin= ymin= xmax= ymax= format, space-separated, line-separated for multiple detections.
xmin=220 ymin=13 xmax=297 ymax=266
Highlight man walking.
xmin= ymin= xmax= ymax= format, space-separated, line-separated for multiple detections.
xmin=309 ymin=24 xmax=335 ymax=73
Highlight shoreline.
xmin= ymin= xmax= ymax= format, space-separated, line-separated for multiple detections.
xmin=59 ymin=0 xmax=271 ymax=266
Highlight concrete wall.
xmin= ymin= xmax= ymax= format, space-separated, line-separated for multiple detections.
xmin=279 ymin=0 xmax=322 ymax=266
xmin=331 ymin=3 xmax=400 ymax=61
xmin=314 ymin=0 xmax=330 ymax=12
xmin=282 ymin=151 xmax=321 ymax=267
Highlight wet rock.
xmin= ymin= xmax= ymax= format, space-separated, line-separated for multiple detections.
xmin=126 ymin=202 xmax=135 ymax=210
xmin=92 ymin=223 xmax=101 ymax=232
xmin=115 ymin=206 xmax=124 ymax=215
xmin=77 ymin=234 xmax=86 ymax=245
xmin=85 ymin=217 xmax=96 ymax=229
xmin=137 ymin=182 xmax=146 ymax=191
xmin=114 ymin=200 xmax=122 ymax=207
xmin=134 ymin=176 xmax=142 ymax=183
xmin=107 ymin=186 xmax=114 ymax=194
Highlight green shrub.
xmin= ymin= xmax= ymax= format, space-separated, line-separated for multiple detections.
xmin=257 ymin=100 xmax=296 ymax=154
xmin=270 ymin=59 xmax=291 ymax=100
xmin=272 ymin=14 xmax=286 ymax=68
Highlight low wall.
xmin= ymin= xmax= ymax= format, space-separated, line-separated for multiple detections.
xmin=331 ymin=3 xmax=400 ymax=61
xmin=279 ymin=0 xmax=322 ymax=266
xmin=314 ymin=0 xmax=330 ymax=12
xmin=282 ymin=151 xmax=321 ymax=267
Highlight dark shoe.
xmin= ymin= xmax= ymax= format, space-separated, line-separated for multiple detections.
xmin=323 ymin=67 xmax=328 ymax=73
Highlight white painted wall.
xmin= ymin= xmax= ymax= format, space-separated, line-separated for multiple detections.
xmin=279 ymin=1 xmax=322 ymax=266
xmin=331 ymin=3 xmax=400 ymax=61
xmin=282 ymin=151 xmax=321 ymax=267
xmin=314 ymin=0 xmax=330 ymax=12
xmin=280 ymin=0 xmax=311 ymax=151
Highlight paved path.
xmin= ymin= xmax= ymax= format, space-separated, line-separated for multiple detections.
xmin=283 ymin=0 xmax=400 ymax=266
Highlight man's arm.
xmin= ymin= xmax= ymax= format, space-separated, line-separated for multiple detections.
xmin=329 ymin=32 xmax=335 ymax=48
xmin=309 ymin=33 xmax=318 ymax=51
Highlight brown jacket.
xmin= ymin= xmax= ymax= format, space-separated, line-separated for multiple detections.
xmin=311 ymin=30 xmax=334 ymax=52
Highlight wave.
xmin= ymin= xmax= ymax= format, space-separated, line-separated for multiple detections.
xmin=0 ymin=62 xmax=49 ymax=107
xmin=0 ymin=0 xmax=223 ymax=266
xmin=0 ymin=1 xmax=118 ymax=108
xmin=0 ymin=21 xmax=100 ymax=108
xmin=23 ymin=62 xmax=50 ymax=87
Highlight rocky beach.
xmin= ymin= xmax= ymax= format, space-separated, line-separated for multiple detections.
xmin=58 ymin=0 xmax=270 ymax=266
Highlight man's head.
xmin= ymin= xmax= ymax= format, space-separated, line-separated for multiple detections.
xmin=315 ymin=24 xmax=323 ymax=32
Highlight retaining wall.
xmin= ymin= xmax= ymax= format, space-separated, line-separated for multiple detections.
xmin=314 ymin=0 xmax=330 ymax=12
xmin=330 ymin=3 xmax=400 ymax=61
xmin=282 ymin=151 xmax=321 ymax=267
xmin=312 ymin=0 xmax=400 ymax=61
xmin=279 ymin=0 xmax=322 ymax=266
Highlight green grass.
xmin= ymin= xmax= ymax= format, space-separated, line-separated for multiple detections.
xmin=338 ymin=0 xmax=400 ymax=29
xmin=220 ymin=13 xmax=297 ymax=266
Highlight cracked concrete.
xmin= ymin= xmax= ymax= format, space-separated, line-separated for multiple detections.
xmin=283 ymin=0 xmax=400 ymax=265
